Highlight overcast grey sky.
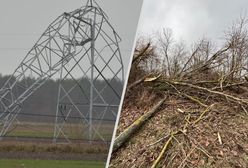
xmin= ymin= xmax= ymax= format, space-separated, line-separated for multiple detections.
xmin=138 ymin=0 xmax=248 ymax=47
xmin=0 ymin=0 xmax=143 ymax=75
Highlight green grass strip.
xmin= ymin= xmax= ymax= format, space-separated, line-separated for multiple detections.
xmin=0 ymin=159 xmax=104 ymax=168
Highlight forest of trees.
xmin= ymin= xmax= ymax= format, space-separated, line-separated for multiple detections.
xmin=0 ymin=74 xmax=123 ymax=122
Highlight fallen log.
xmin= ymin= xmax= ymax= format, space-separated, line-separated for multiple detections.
xmin=113 ymin=97 xmax=167 ymax=152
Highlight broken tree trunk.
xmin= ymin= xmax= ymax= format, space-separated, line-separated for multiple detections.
xmin=132 ymin=43 xmax=151 ymax=64
xmin=113 ymin=97 xmax=167 ymax=152
xmin=127 ymin=75 xmax=147 ymax=91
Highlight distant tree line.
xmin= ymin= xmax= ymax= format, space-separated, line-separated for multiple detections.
xmin=132 ymin=16 xmax=248 ymax=82
xmin=0 ymin=74 xmax=123 ymax=122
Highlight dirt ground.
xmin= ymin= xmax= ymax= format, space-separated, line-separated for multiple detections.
xmin=110 ymin=88 xmax=248 ymax=168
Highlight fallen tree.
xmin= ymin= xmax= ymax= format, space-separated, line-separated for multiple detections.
xmin=158 ymin=79 xmax=248 ymax=105
xmin=113 ymin=97 xmax=166 ymax=152
xmin=110 ymin=16 xmax=248 ymax=167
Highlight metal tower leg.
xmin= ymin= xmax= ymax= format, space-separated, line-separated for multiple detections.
xmin=89 ymin=17 xmax=96 ymax=143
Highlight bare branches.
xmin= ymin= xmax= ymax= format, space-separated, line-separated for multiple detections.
xmin=136 ymin=16 xmax=248 ymax=83
xmin=132 ymin=42 xmax=151 ymax=64
xmin=193 ymin=104 xmax=215 ymax=125
xmin=158 ymin=28 xmax=174 ymax=76
xmin=151 ymin=134 xmax=174 ymax=168
xmin=164 ymin=80 xmax=248 ymax=105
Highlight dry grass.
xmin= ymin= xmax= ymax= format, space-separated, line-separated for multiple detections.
xmin=0 ymin=141 xmax=108 ymax=154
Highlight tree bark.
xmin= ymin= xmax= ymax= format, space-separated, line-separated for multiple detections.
xmin=113 ymin=97 xmax=167 ymax=152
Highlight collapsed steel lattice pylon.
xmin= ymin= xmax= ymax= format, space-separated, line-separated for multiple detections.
xmin=0 ymin=0 xmax=123 ymax=143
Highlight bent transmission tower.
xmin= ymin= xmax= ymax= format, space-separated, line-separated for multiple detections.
xmin=0 ymin=0 xmax=123 ymax=143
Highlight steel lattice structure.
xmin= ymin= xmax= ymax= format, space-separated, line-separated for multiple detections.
xmin=0 ymin=0 xmax=123 ymax=143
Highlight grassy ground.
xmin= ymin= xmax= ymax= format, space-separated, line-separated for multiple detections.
xmin=8 ymin=122 xmax=114 ymax=141
xmin=0 ymin=159 xmax=105 ymax=168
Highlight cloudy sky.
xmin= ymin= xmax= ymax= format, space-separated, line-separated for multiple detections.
xmin=138 ymin=0 xmax=248 ymax=46
xmin=0 ymin=0 xmax=143 ymax=75
xmin=3 ymin=0 xmax=247 ymax=77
